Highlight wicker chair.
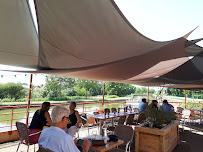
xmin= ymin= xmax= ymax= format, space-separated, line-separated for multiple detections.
xmin=107 ymin=125 xmax=134 ymax=152
xmin=176 ymin=107 xmax=184 ymax=113
xmin=93 ymin=112 xmax=99 ymax=124
xmin=37 ymin=146 xmax=53 ymax=152
xmin=80 ymin=113 xmax=90 ymax=135
xmin=133 ymin=108 xmax=139 ymax=113
xmin=111 ymin=108 xmax=117 ymax=113
xmin=93 ymin=112 xmax=100 ymax=132
xmin=16 ymin=122 xmax=41 ymax=152
xmin=107 ymin=116 xmax=126 ymax=132
xmin=182 ymin=109 xmax=196 ymax=131
xmin=104 ymin=108 xmax=110 ymax=115
xmin=126 ymin=114 xmax=136 ymax=125
xmin=104 ymin=108 xmax=111 ymax=125
xmin=137 ymin=113 xmax=146 ymax=124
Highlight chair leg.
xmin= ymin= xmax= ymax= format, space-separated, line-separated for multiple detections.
xmin=183 ymin=117 xmax=186 ymax=132
xmin=16 ymin=142 xmax=20 ymax=152
xmin=27 ymin=144 xmax=29 ymax=152
xmin=88 ymin=127 xmax=89 ymax=135
xmin=34 ymin=144 xmax=35 ymax=152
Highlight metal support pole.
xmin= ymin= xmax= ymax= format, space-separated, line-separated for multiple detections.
xmin=26 ymin=74 xmax=33 ymax=125
xmin=10 ymin=108 xmax=14 ymax=131
xmin=147 ymin=87 xmax=149 ymax=102
xmin=102 ymin=83 xmax=105 ymax=108
xmin=184 ymin=90 xmax=187 ymax=109
xmin=83 ymin=103 xmax=84 ymax=113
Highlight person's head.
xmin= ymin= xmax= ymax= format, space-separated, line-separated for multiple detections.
xmin=142 ymin=98 xmax=147 ymax=103
xmin=51 ymin=106 xmax=70 ymax=129
xmin=69 ymin=102 xmax=76 ymax=110
xmin=40 ymin=102 xmax=51 ymax=112
xmin=152 ymin=100 xmax=158 ymax=105
xmin=163 ymin=100 xmax=168 ymax=104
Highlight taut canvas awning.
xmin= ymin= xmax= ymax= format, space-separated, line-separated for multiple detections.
xmin=0 ymin=0 xmax=203 ymax=87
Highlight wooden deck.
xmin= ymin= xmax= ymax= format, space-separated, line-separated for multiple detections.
xmin=0 ymin=124 xmax=203 ymax=152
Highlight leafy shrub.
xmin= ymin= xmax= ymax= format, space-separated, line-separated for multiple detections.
xmin=107 ymin=95 xmax=118 ymax=98
xmin=144 ymin=108 xmax=176 ymax=129
xmin=0 ymin=98 xmax=27 ymax=102
xmin=32 ymin=98 xmax=49 ymax=101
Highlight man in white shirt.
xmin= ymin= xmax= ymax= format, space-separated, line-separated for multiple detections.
xmin=38 ymin=106 xmax=90 ymax=152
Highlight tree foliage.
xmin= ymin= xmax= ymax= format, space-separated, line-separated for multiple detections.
xmin=0 ymin=83 xmax=26 ymax=100
xmin=77 ymin=80 xmax=102 ymax=98
xmin=43 ymin=76 xmax=75 ymax=99
xmin=105 ymin=82 xmax=135 ymax=97
xmin=134 ymin=87 xmax=155 ymax=95
xmin=167 ymin=88 xmax=203 ymax=99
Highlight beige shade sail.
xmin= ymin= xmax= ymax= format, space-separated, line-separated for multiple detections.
xmin=0 ymin=0 xmax=39 ymax=68
xmin=0 ymin=0 xmax=203 ymax=89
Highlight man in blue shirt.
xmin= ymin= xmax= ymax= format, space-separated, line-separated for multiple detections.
xmin=138 ymin=98 xmax=148 ymax=113
xmin=159 ymin=100 xmax=172 ymax=114
xmin=39 ymin=106 xmax=90 ymax=152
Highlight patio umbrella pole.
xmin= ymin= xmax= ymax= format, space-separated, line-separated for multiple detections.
xmin=26 ymin=74 xmax=33 ymax=125
xmin=102 ymin=83 xmax=105 ymax=108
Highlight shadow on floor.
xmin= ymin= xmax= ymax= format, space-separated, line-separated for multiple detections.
xmin=173 ymin=130 xmax=203 ymax=152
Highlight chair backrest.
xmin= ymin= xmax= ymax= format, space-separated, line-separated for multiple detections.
xmin=182 ymin=110 xmax=192 ymax=117
xmin=16 ymin=122 xmax=30 ymax=143
xmin=111 ymin=108 xmax=117 ymax=113
xmin=104 ymin=108 xmax=110 ymax=114
xmin=80 ymin=113 xmax=87 ymax=125
xmin=137 ymin=113 xmax=146 ymax=123
xmin=93 ymin=112 xmax=99 ymax=115
xmin=126 ymin=114 xmax=135 ymax=125
xmin=133 ymin=108 xmax=139 ymax=113
xmin=118 ymin=116 xmax=126 ymax=125
xmin=93 ymin=112 xmax=99 ymax=123
xmin=176 ymin=107 xmax=184 ymax=113
xmin=38 ymin=146 xmax=53 ymax=152
xmin=114 ymin=125 xmax=134 ymax=144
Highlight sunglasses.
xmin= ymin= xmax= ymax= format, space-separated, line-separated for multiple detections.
xmin=62 ymin=116 xmax=69 ymax=120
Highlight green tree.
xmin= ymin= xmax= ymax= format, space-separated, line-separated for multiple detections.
xmin=105 ymin=82 xmax=135 ymax=97
xmin=149 ymin=88 xmax=155 ymax=94
xmin=0 ymin=83 xmax=26 ymax=100
xmin=43 ymin=76 xmax=75 ymax=99
xmin=0 ymin=84 xmax=7 ymax=99
xmin=77 ymin=80 xmax=101 ymax=98
xmin=170 ymin=88 xmax=184 ymax=96
xmin=135 ymin=87 xmax=149 ymax=94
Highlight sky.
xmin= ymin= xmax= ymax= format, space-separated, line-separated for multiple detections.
xmin=0 ymin=0 xmax=203 ymax=86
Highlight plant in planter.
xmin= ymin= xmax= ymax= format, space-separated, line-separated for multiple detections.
xmin=143 ymin=107 xmax=176 ymax=129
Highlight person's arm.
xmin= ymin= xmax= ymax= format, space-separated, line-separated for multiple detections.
xmin=44 ymin=111 xmax=53 ymax=126
xmin=75 ymin=111 xmax=82 ymax=128
xmin=82 ymin=139 xmax=90 ymax=152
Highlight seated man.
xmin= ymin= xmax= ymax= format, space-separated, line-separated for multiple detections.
xmin=65 ymin=102 xmax=82 ymax=137
xmin=38 ymin=106 xmax=90 ymax=152
xmin=159 ymin=100 xmax=172 ymax=114
xmin=138 ymin=98 xmax=148 ymax=113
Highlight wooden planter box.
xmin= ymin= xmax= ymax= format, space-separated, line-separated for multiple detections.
xmin=134 ymin=120 xmax=180 ymax=152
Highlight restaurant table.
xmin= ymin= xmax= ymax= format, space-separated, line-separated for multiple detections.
xmin=82 ymin=135 xmax=124 ymax=152
xmin=89 ymin=111 xmax=138 ymax=135
xmin=90 ymin=139 xmax=124 ymax=152
xmin=187 ymin=108 xmax=203 ymax=124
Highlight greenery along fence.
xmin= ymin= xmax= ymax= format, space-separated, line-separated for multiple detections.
xmin=0 ymin=101 xmax=126 ymax=133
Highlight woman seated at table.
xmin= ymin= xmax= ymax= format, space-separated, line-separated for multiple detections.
xmin=148 ymin=100 xmax=158 ymax=110
xmin=28 ymin=102 xmax=52 ymax=143
xmin=65 ymin=102 xmax=82 ymax=137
